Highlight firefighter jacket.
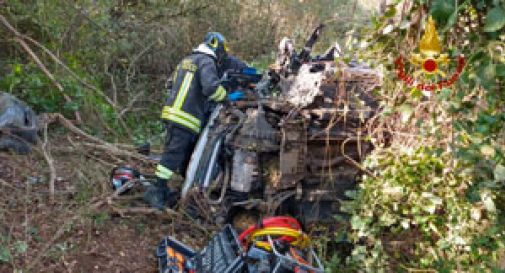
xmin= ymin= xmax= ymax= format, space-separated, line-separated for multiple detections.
xmin=162 ymin=44 xmax=246 ymax=134
xmin=162 ymin=45 xmax=226 ymax=134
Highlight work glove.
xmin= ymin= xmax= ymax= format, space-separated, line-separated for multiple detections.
xmin=227 ymin=90 xmax=244 ymax=102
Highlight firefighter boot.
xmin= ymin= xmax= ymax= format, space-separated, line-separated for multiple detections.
xmin=143 ymin=178 xmax=178 ymax=209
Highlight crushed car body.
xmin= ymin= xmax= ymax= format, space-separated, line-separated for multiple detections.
xmin=180 ymin=26 xmax=382 ymax=228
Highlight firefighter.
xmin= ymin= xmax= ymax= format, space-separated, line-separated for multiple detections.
xmin=144 ymin=32 xmax=247 ymax=209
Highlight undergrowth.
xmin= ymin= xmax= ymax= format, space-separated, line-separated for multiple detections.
xmin=334 ymin=0 xmax=505 ymax=272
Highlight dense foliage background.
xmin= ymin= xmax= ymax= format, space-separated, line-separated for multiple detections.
xmin=333 ymin=0 xmax=505 ymax=272
xmin=1 ymin=0 xmax=504 ymax=272
xmin=0 ymin=0 xmax=370 ymax=144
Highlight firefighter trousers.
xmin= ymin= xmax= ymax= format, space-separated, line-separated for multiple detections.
xmin=158 ymin=123 xmax=199 ymax=178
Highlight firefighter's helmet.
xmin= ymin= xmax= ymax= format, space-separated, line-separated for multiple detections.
xmin=203 ymin=32 xmax=229 ymax=62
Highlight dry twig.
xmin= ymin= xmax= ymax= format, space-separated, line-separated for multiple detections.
xmin=21 ymin=34 xmax=116 ymax=107
xmin=341 ymin=137 xmax=377 ymax=178
xmin=0 ymin=178 xmax=17 ymax=190
xmin=66 ymin=135 xmax=120 ymax=167
xmin=110 ymin=206 xmax=176 ymax=217
xmin=41 ymin=122 xmax=57 ymax=202
xmin=40 ymin=113 xmax=154 ymax=162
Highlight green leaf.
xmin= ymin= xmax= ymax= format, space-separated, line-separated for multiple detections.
xmin=13 ymin=241 xmax=27 ymax=254
xmin=477 ymin=63 xmax=496 ymax=90
xmin=64 ymin=99 xmax=80 ymax=112
xmin=494 ymin=164 xmax=505 ymax=182
xmin=442 ymin=5 xmax=460 ymax=31
xmin=422 ymin=192 xmax=443 ymax=205
xmin=344 ymin=190 xmax=357 ymax=199
xmin=484 ymin=7 xmax=505 ymax=32
xmin=427 ymin=203 xmax=438 ymax=214
xmin=430 ymin=0 xmax=456 ymax=22
xmin=382 ymin=105 xmax=394 ymax=117
xmin=481 ymin=191 xmax=496 ymax=213
xmin=438 ymin=88 xmax=452 ymax=101
xmin=350 ymin=215 xmax=366 ymax=230
xmin=379 ymin=212 xmax=396 ymax=226
xmin=398 ymin=104 xmax=414 ymax=123
xmin=0 ymin=246 xmax=11 ymax=263
xmin=382 ymin=186 xmax=403 ymax=200
xmin=13 ymin=64 xmax=22 ymax=74
xmin=383 ymin=6 xmax=396 ymax=18
xmin=496 ymin=64 xmax=505 ymax=78
xmin=480 ymin=145 xmax=496 ymax=157
xmin=476 ymin=123 xmax=490 ymax=134
xmin=410 ymin=87 xmax=423 ymax=99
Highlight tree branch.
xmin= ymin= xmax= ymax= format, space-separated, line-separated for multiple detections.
xmin=22 ymin=34 xmax=117 ymax=108
xmin=0 ymin=14 xmax=82 ymax=123
xmin=41 ymin=122 xmax=56 ymax=202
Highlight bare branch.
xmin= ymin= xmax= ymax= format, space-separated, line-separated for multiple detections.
xmin=0 ymin=14 xmax=82 ymax=123
xmin=23 ymin=34 xmax=117 ymax=108
xmin=40 ymin=113 xmax=154 ymax=162
xmin=41 ymin=122 xmax=56 ymax=202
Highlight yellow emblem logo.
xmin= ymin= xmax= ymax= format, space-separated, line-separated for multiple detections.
xmin=395 ymin=16 xmax=465 ymax=92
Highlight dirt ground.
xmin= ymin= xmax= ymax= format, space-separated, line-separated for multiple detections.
xmin=0 ymin=134 xmax=210 ymax=273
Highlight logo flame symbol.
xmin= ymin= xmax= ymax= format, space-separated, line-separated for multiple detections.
xmin=395 ymin=16 xmax=465 ymax=92
xmin=419 ymin=16 xmax=442 ymax=57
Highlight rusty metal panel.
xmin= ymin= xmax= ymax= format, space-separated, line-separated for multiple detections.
xmin=276 ymin=120 xmax=306 ymax=191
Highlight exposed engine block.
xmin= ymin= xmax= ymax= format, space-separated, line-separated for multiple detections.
xmin=230 ymin=150 xmax=257 ymax=193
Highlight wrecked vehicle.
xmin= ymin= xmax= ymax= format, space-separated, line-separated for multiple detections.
xmin=0 ymin=92 xmax=38 ymax=154
xmin=180 ymin=26 xmax=382 ymax=228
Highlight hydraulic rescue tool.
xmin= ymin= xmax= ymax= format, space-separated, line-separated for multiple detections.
xmin=156 ymin=216 xmax=323 ymax=273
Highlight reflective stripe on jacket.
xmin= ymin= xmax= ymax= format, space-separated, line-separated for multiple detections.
xmin=161 ymin=51 xmax=226 ymax=134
